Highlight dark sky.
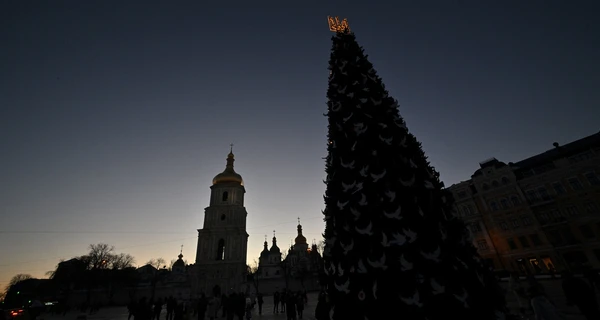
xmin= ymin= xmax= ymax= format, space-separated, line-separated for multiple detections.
xmin=1 ymin=1 xmax=599 ymax=285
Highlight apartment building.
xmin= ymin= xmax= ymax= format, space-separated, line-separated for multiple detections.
xmin=448 ymin=131 xmax=600 ymax=274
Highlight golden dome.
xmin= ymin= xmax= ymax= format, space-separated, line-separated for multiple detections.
xmin=212 ymin=151 xmax=244 ymax=186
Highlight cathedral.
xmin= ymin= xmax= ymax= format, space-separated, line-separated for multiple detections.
xmin=256 ymin=220 xmax=324 ymax=293
xmin=194 ymin=148 xmax=249 ymax=295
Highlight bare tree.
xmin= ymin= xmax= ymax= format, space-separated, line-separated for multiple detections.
xmin=146 ymin=258 xmax=167 ymax=270
xmin=86 ymin=243 xmax=116 ymax=270
xmin=248 ymin=259 xmax=260 ymax=293
xmin=4 ymin=274 xmax=33 ymax=294
xmin=145 ymin=258 xmax=167 ymax=300
xmin=111 ymin=253 xmax=135 ymax=270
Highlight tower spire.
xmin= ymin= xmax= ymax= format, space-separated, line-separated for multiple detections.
xmin=225 ymin=145 xmax=235 ymax=171
xmin=263 ymin=235 xmax=268 ymax=250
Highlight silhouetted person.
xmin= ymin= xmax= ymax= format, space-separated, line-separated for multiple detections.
xmin=296 ymin=292 xmax=304 ymax=319
xmin=273 ymin=291 xmax=280 ymax=313
xmin=225 ymin=293 xmax=235 ymax=320
xmin=236 ymin=294 xmax=245 ymax=320
xmin=166 ymin=297 xmax=175 ymax=320
xmin=244 ymin=299 xmax=252 ymax=320
xmin=256 ymin=293 xmax=263 ymax=315
xmin=280 ymin=290 xmax=286 ymax=313
xmin=562 ymin=272 xmax=600 ymax=320
xmin=197 ymin=294 xmax=207 ymax=320
xmin=206 ymin=294 xmax=219 ymax=320
xmin=128 ymin=300 xmax=137 ymax=320
xmin=314 ymin=290 xmax=329 ymax=320
xmin=136 ymin=297 xmax=152 ymax=320
xmin=174 ymin=302 xmax=184 ymax=320
xmin=285 ymin=293 xmax=296 ymax=320
xmin=153 ymin=299 xmax=163 ymax=320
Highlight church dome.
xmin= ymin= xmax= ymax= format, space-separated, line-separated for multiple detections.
xmin=212 ymin=151 xmax=244 ymax=186
xmin=295 ymin=223 xmax=307 ymax=245
xmin=270 ymin=235 xmax=281 ymax=254
xmin=260 ymin=239 xmax=270 ymax=258
xmin=173 ymin=253 xmax=185 ymax=268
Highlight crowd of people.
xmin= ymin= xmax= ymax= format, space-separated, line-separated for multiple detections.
xmin=124 ymin=289 xmax=327 ymax=320
xmin=127 ymin=292 xmax=261 ymax=320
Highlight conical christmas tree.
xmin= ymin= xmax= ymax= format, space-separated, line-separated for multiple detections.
xmin=322 ymin=20 xmax=506 ymax=320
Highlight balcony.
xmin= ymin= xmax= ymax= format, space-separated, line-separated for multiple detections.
xmin=528 ymin=195 xmax=556 ymax=208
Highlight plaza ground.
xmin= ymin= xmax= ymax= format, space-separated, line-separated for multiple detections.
xmin=40 ymin=279 xmax=597 ymax=320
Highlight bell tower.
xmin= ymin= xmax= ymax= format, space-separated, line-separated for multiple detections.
xmin=195 ymin=146 xmax=249 ymax=294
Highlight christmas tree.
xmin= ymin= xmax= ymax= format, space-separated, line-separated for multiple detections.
xmin=322 ymin=18 xmax=506 ymax=320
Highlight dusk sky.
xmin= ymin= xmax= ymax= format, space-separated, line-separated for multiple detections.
xmin=1 ymin=1 xmax=599 ymax=289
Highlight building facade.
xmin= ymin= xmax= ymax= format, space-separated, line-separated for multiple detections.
xmin=195 ymin=150 xmax=249 ymax=294
xmin=448 ymin=131 xmax=600 ymax=274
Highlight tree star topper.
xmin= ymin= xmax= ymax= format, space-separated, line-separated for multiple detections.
xmin=328 ymin=16 xmax=350 ymax=33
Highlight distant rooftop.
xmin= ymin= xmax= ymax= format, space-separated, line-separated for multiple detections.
xmin=513 ymin=131 xmax=600 ymax=171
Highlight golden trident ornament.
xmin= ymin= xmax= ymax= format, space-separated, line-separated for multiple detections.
xmin=327 ymin=16 xmax=350 ymax=33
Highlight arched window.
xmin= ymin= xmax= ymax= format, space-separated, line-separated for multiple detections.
xmin=221 ymin=214 xmax=226 ymax=221
xmin=216 ymin=239 xmax=225 ymax=261
xmin=222 ymin=191 xmax=229 ymax=202
xmin=482 ymin=183 xmax=489 ymax=191
xmin=492 ymin=180 xmax=499 ymax=188
xmin=501 ymin=177 xmax=510 ymax=185
xmin=489 ymin=201 xmax=499 ymax=211
xmin=511 ymin=195 xmax=521 ymax=205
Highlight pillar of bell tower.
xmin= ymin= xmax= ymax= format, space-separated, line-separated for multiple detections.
xmin=195 ymin=147 xmax=249 ymax=295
